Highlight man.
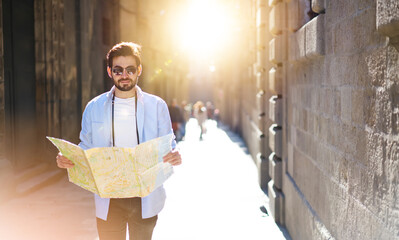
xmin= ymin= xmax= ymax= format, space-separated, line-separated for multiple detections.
xmin=56 ymin=42 xmax=182 ymax=240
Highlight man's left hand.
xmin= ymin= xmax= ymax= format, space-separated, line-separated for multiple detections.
xmin=163 ymin=149 xmax=182 ymax=166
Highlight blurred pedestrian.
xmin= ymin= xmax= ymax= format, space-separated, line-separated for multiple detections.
xmin=193 ymin=101 xmax=207 ymax=140
xmin=206 ymin=101 xmax=214 ymax=120
xmin=168 ymin=99 xmax=184 ymax=141
xmin=179 ymin=100 xmax=191 ymax=141
xmin=55 ymin=42 xmax=182 ymax=240
xmin=214 ymin=108 xmax=220 ymax=126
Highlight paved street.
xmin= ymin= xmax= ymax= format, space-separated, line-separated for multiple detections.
xmin=0 ymin=119 xmax=289 ymax=240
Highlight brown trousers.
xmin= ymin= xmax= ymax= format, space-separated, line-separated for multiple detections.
xmin=96 ymin=198 xmax=158 ymax=240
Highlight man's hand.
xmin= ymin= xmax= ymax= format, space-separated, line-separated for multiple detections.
xmin=163 ymin=149 xmax=182 ymax=166
xmin=56 ymin=153 xmax=75 ymax=169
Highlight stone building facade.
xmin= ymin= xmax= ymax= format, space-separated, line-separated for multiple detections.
xmin=0 ymin=0 xmax=120 ymax=201
xmin=216 ymin=0 xmax=399 ymax=239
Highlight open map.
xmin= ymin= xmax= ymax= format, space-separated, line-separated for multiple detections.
xmin=47 ymin=134 xmax=174 ymax=198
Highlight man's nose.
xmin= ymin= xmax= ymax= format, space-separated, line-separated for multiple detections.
xmin=122 ymin=69 xmax=129 ymax=77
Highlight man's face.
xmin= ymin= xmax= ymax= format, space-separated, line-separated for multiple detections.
xmin=108 ymin=56 xmax=141 ymax=92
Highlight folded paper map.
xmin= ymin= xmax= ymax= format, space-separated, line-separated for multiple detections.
xmin=47 ymin=134 xmax=174 ymax=198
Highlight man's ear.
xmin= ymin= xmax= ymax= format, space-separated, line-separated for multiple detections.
xmin=138 ymin=65 xmax=142 ymax=76
xmin=107 ymin=66 xmax=112 ymax=78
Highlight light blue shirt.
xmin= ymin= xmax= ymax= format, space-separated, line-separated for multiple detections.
xmin=78 ymin=86 xmax=175 ymax=220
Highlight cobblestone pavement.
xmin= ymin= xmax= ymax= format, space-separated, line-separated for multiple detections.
xmin=0 ymin=119 xmax=289 ymax=240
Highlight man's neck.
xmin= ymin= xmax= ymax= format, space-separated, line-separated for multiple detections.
xmin=114 ymin=87 xmax=136 ymax=99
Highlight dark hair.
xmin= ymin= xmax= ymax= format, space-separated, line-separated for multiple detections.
xmin=106 ymin=42 xmax=142 ymax=68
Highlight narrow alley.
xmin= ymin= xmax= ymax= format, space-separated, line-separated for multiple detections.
xmin=0 ymin=119 xmax=289 ymax=240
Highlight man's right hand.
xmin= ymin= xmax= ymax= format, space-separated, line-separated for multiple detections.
xmin=56 ymin=153 xmax=75 ymax=169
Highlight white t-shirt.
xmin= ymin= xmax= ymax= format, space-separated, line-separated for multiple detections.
xmin=113 ymin=96 xmax=138 ymax=147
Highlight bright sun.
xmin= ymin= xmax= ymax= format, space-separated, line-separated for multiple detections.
xmin=178 ymin=0 xmax=233 ymax=58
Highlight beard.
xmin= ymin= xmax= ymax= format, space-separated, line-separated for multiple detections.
xmin=113 ymin=76 xmax=137 ymax=91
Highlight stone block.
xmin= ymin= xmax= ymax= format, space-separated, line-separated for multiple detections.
xmin=291 ymin=26 xmax=306 ymax=62
xmin=257 ymin=0 xmax=268 ymax=8
xmin=268 ymin=180 xmax=285 ymax=224
xmin=269 ymin=67 xmax=283 ymax=95
xmin=257 ymin=153 xmax=270 ymax=189
xmin=351 ymin=89 xmax=365 ymax=125
xmin=288 ymin=33 xmax=298 ymax=62
xmin=260 ymin=130 xmax=270 ymax=157
xmin=256 ymin=6 xmax=268 ymax=28
xmin=288 ymin=0 xmax=300 ymax=32
xmin=269 ymin=152 xmax=283 ymax=189
xmin=269 ymin=38 xmax=276 ymax=63
xmin=252 ymin=63 xmax=258 ymax=77
xmin=298 ymin=0 xmax=312 ymax=27
xmin=269 ymin=3 xmax=285 ymax=36
xmin=252 ymin=106 xmax=262 ymax=133
xmin=269 ymin=95 xmax=283 ymax=125
xmin=269 ymin=35 xmax=286 ymax=64
xmin=376 ymin=0 xmax=399 ymax=38
xmin=305 ymin=14 xmax=325 ymax=59
xmin=340 ymin=87 xmax=352 ymax=124
xmin=249 ymin=121 xmax=262 ymax=161
xmin=256 ymin=72 xmax=266 ymax=91
xmin=288 ymin=142 xmax=294 ymax=176
xmin=269 ymin=124 xmax=283 ymax=157
xmin=312 ymin=0 xmax=325 ymax=13
xmin=257 ymin=48 xmax=268 ymax=73
xmin=257 ymin=26 xmax=268 ymax=51
xmin=268 ymin=0 xmax=282 ymax=7
xmin=256 ymin=91 xmax=267 ymax=130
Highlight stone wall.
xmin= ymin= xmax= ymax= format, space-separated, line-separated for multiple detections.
xmin=283 ymin=0 xmax=399 ymax=239
xmin=34 ymin=0 xmax=67 ymax=161
xmin=0 ymin=0 xmax=117 ymax=201
xmin=225 ymin=0 xmax=399 ymax=238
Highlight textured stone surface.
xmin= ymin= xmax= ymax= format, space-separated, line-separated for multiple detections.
xmin=269 ymin=3 xmax=285 ymax=36
xmin=269 ymin=35 xmax=286 ymax=64
xmin=257 ymin=153 xmax=270 ymax=189
xmin=269 ymin=124 xmax=283 ymax=157
xmin=257 ymin=49 xmax=268 ymax=74
xmin=269 ymin=95 xmax=283 ymax=125
xmin=312 ymin=0 xmax=325 ymax=13
xmin=256 ymin=72 xmax=266 ymax=91
xmin=281 ymin=1 xmax=399 ymax=239
xmin=257 ymin=26 xmax=268 ymax=50
xmin=268 ymin=0 xmax=282 ymax=7
xmin=260 ymin=131 xmax=270 ymax=157
xmin=376 ymin=0 xmax=399 ymax=38
xmin=257 ymin=6 xmax=268 ymax=28
xmin=288 ymin=0 xmax=300 ymax=32
xmin=268 ymin=180 xmax=285 ymax=224
xmin=288 ymin=33 xmax=298 ymax=62
xmin=290 ymin=26 xmax=306 ymax=62
xmin=256 ymin=91 xmax=267 ymax=122
xmin=269 ymin=67 xmax=283 ymax=95
xmin=305 ymin=14 xmax=325 ymax=59
xmin=269 ymin=153 xmax=283 ymax=189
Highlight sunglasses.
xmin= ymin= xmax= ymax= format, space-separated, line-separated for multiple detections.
xmin=112 ymin=66 xmax=138 ymax=76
